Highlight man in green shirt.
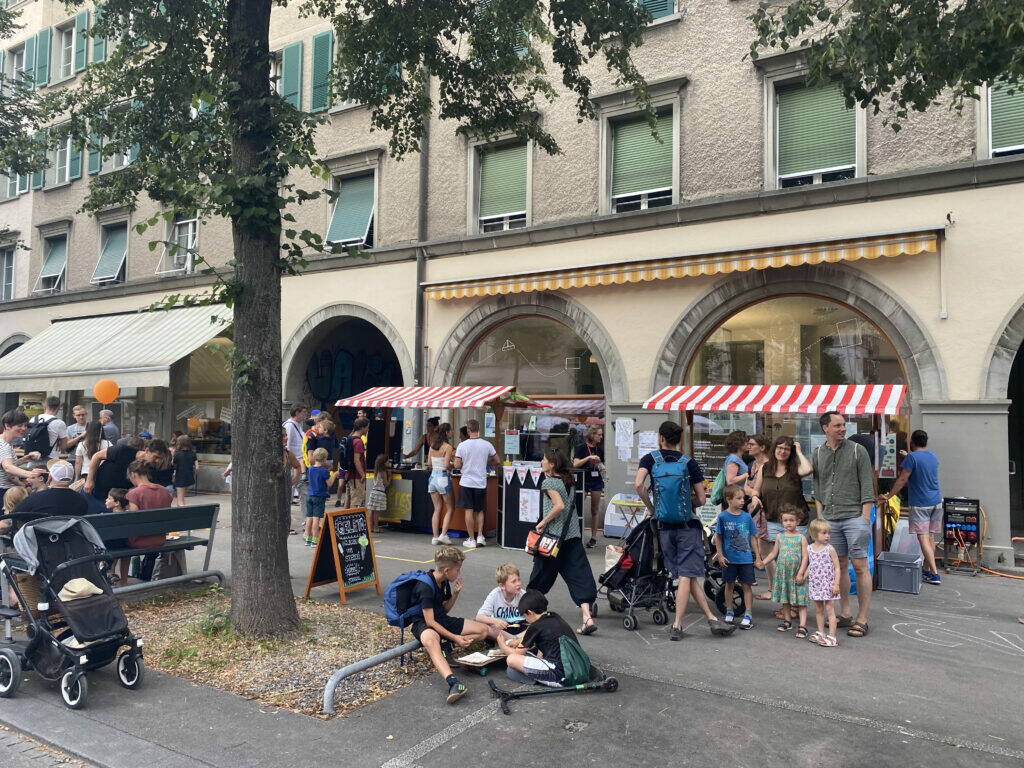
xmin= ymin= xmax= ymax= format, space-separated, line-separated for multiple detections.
xmin=812 ymin=410 xmax=875 ymax=639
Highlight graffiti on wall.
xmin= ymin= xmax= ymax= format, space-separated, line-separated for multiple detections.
xmin=305 ymin=346 xmax=401 ymax=406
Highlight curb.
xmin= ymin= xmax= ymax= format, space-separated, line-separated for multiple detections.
xmin=0 ymin=713 xmax=115 ymax=768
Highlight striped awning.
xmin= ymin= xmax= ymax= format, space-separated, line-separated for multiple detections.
xmin=336 ymin=385 xmax=549 ymax=410
xmin=528 ymin=398 xmax=606 ymax=415
xmin=642 ymin=385 xmax=907 ymax=415
xmin=424 ymin=229 xmax=940 ymax=300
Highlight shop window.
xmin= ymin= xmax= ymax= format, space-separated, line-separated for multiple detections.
xmin=476 ymin=142 xmax=528 ymax=233
xmin=176 ymin=338 xmax=233 ymax=456
xmin=34 ymin=235 xmax=67 ymax=294
xmin=326 ymin=172 xmax=375 ymax=249
xmin=92 ymin=222 xmax=127 ymax=284
xmin=1 ymin=247 xmax=14 ymax=301
xmin=157 ymin=213 xmax=198 ymax=275
xmin=610 ymin=111 xmax=674 ymax=213
xmin=775 ymin=81 xmax=856 ymax=188
xmin=989 ymin=83 xmax=1024 ymax=158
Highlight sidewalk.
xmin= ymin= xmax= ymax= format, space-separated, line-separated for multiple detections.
xmin=2 ymin=493 xmax=1023 ymax=767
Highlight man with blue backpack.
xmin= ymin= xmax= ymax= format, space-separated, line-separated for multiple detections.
xmin=635 ymin=421 xmax=736 ymax=641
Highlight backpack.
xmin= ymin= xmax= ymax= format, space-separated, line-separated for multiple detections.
xmin=709 ymin=466 xmax=729 ymax=506
xmin=383 ymin=570 xmax=435 ymax=628
xmin=24 ymin=415 xmax=55 ymax=457
xmin=649 ymin=450 xmax=694 ymax=524
xmin=557 ymin=635 xmax=591 ymax=686
xmin=337 ymin=435 xmax=355 ymax=473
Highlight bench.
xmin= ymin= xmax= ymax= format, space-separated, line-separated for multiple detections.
xmin=83 ymin=504 xmax=224 ymax=596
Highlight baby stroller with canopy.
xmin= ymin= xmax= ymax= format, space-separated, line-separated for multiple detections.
xmin=0 ymin=514 xmax=145 ymax=709
xmin=597 ymin=517 xmax=675 ymax=630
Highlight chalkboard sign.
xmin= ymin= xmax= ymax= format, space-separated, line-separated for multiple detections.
xmin=302 ymin=507 xmax=381 ymax=604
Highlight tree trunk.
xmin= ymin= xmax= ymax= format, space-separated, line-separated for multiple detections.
xmin=225 ymin=0 xmax=300 ymax=636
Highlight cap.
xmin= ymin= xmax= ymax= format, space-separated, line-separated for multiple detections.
xmin=48 ymin=461 xmax=75 ymax=484
xmin=311 ymin=409 xmax=322 ymax=416
xmin=139 ymin=431 xmax=153 ymax=439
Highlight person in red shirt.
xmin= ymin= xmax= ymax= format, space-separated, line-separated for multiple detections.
xmin=342 ymin=418 xmax=369 ymax=508
xmin=119 ymin=460 xmax=173 ymax=586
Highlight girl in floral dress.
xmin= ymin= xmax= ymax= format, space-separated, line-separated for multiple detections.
xmin=760 ymin=505 xmax=809 ymax=638
xmin=806 ymin=518 xmax=841 ymax=647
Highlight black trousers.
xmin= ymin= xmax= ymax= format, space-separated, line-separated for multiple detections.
xmin=527 ymin=537 xmax=597 ymax=607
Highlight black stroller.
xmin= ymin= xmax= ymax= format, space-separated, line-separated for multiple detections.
xmin=597 ymin=518 xmax=675 ymax=630
xmin=0 ymin=514 xmax=145 ymax=709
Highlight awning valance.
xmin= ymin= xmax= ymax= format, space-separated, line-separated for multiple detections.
xmin=524 ymin=398 xmax=605 ymax=415
xmin=424 ymin=229 xmax=940 ymax=300
xmin=642 ymin=385 xmax=906 ymax=415
xmin=0 ymin=304 xmax=232 ymax=392
xmin=336 ymin=385 xmax=549 ymax=410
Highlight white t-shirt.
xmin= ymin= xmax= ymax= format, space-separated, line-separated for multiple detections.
xmin=32 ymin=414 xmax=69 ymax=459
xmin=477 ymin=587 xmax=526 ymax=622
xmin=76 ymin=439 xmax=111 ymax=474
xmin=283 ymin=419 xmax=304 ymax=459
xmin=0 ymin=438 xmax=17 ymax=489
xmin=455 ymin=438 xmax=495 ymax=489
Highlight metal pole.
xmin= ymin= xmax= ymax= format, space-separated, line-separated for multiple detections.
xmin=112 ymin=569 xmax=225 ymax=596
xmin=322 ymin=639 xmax=421 ymax=715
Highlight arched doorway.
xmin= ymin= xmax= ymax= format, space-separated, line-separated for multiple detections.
xmin=1006 ymin=349 xmax=1024 ymax=536
xmin=0 ymin=333 xmax=29 ymax=413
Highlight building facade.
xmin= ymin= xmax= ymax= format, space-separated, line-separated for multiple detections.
xmin=2 ymin=1 xmax=1023 ymax=562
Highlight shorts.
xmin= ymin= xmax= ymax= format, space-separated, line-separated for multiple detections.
xmin=459 ymin=485 xmax=487 ymax=512
xmin=507 ymin=654 xmax=562 ymax=687
xmin=722 ymin=562 xmax=756 ymax=584
xmin=428 ymin=471 xmax=450 ymax=495
xmin=658 ymin=523 xmax=705 ymax=579
xmin=585 ymin=474 xmax=605 ymax=493
xmin=908 ymin=503 xmax=943 ymax=535
xmin=411 ymin=614 xmax=464 ymax=642
xmin=828 ymin=515 xmax=872 ymax=559
xmin=305 ymin=495 xmax=326 ymax=518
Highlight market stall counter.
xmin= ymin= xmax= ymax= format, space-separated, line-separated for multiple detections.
xmin=378 ymin=468 xmax=500 ymax=538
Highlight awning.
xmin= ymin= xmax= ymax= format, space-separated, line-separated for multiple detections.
xmin=525 ymin=398 xmax=605 ymax=415
xmin=642 ymin=385 xmax=906 ymax=415
xmin=424 ymin=228 xmax=940 ymax=300
xmin=0 ymin=304 xmax=233 ymax=392
xmin=336 ymin=385 xmax=549 ymax=410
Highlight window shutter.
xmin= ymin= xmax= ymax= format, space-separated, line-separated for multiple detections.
xmin=641 ymin=0 xmax=674 ymax=20
xmin=30 ymin=133 xmax=45 ymax=189
xmin=990 ymin=84 xmax=1024 ymax=154
xmin=128 ymin=144 xmax=139 ymax=163
xmin=23 ymin=34 xmax=36 ymax=86
xmin=611 ymin=112 xmax=673 ymax=197
xmin=87 ymin=133 xmax=102 ymax=174
xmin=776 ymin=82 xmax=855 ymax=177
xmin=93 ymin=225 xmax=128 ymax=282
xmin=34 ymin=27 xmax=51 ymax=87
xmin=39 ymin=237 xmax=67 ymax=279
xmin=280 ymin=41 xmax=303 ymax=109
xmin=91 ymin=4 xmax=107 ymax=63
xmin=69 ymin=139 xmax=83 ymax=180
xmin=326 ymin=173 xmax=375 ymax=244
xmin=310 ymin=31 xmax=333 ymax=113
xmin=478 ymin=143 xmax=527 ymax=218
xmin=74 ymin=11 xmax=89 ymax=72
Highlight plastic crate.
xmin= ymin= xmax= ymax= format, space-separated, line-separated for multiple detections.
xmin=876 ymin=551 xmax=923 ymax=595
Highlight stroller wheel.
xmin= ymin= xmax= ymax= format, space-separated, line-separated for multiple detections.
xmin=117 ymin=650 xmax=146 ymax=690
xmin=651 ymin=609 xmax=669 ymax=626
xmin=590 ymin=601 xmax=599 ymax=619
xmin=60 ymin=669 xmax=88 ymax=710
xmin=0 ymin=648 xmax=21 ymax=698
xmin=622 ymin=614 xmax=638 ymax=631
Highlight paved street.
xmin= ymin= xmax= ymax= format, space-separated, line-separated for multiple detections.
xmin=0 ymin=724 xmax=91 ymax=768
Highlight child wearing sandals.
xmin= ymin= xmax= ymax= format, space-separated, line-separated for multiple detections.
xmin=760 ymin=504 xmax=809 ymax=639
xmin=806 ymin=518 xmax=841 ymax=647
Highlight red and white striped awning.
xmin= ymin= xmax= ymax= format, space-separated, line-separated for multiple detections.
xmin=642 ymin=385 xmax=906 ymax=415
xmin=336 ymin=385 xmax=548 ymax=410
xmin=526 ymin=399 xmax=606 ymax=415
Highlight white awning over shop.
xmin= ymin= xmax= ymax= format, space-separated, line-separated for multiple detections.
xmin=0 ymin=304 xmax=233 ymax=392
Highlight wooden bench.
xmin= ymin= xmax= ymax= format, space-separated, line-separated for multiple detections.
xmin=83 ymin=504 xmax=224 ymax=595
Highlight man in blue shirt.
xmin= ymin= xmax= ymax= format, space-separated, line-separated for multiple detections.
xmin=882 ymin=430 xmax=942 ymax=585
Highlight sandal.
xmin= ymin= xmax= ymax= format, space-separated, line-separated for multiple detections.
xmin=821 ymin=634 xmax=838 ymax=647
xmin=773 ymin=608 xmax=787 ymax=620
xmin=776 ymin=620 xmax=792 ymax=632
xmin=577 ymin=618 xmax=598 ymax=636
xmin=794 ymin=626 xmax=808 ymax=639
xmin=585 ymin=538 xmax=597 ymax=549
xmin=756 ymin=592 xmax=773 ymax=601
xmin=808 ymin=631 xmax=824 ymax=645
xmin=836 ymin=615 xmax=855 ymax=628
xmin=847 ymin=621 xmax=869 ymax=638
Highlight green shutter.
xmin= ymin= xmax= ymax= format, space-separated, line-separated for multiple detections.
xmin=776 ymin=82 xmax=855 ymax=177
xmin=30 ymin=133 xmax=44 ymax=189
xmin=326 ymin=173 xmax=375 ymax=244
xmin=91 ymin=4 xmax=107 ymax=63
xmin=22 ymin=34 xmax=35 ymax=86
xmin=74 ymin=11 xmax=89 ymax=72
xmin=34 ymin=27 xmax=51 ymax=87
xmin=39 ymin=237 xmax=67 ymax=279
xmin=310 ymin=31 xmax=333 ymax=113
xmin=87 ymin=133 xmax=102 ymax=174
xmin=92 ymin=225 xmax=127 ymax=281
xmin=128 ymin=143 xmax=139 ymax=163
xmin=18 ymin=174 xmax=29 ymax=193
xmin=641 ymin=0 xmax=674 ymax=20
xmin=478 ymin=143 xmax=527 ymax=218
xmin=280 ymin=41 xmax=303 ymax=109
xmin=69 ymin=139 xmax=82 ymax=180
xmin=991 ymin=84 xmax=1024 ymax=154
xmin=611 ymin=112 xmax=673 ymax=197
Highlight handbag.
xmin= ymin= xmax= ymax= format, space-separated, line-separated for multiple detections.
xmin=525 ymin=488 xmax=573 ymax=558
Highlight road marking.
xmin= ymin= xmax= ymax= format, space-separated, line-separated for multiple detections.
xmin=380 ymin=698 xmax=502 ymax=768
xmin=376 ymin=555 xmax=435 ymax=564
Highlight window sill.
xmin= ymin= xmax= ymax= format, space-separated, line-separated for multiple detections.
xmin=328 ymin=102 xmax=365 ymax=116
xmin=48 ymin=73 xmax=77 ymax=88
xmin=647 ymin=12 xmax=684 ymax=29
xmin=43 ymin=181 xmax=74 ymax=193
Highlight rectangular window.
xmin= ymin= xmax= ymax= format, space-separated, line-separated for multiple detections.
xmin=157 ymin=213 xmax=198 ymax=275
xmin=326 ymin=172 xmax=375 ymax=248
xmin=92 ymin=223 xmax=127 ymax=284
xmin=58 ymin=26 xmax=74 ymax=79
xmin=776 ymin=81 xmax=855 ymax=188
xmin=478 ymin=143 xmax=527 ymax=233
xmin=611 ymin=112 xmax=673 ymax=213
xmin=35 ymin=235 xmax=67 ymax=294
xmin=52 ymin=134 xmax=71 ymax=185
xmin=1 ymin=247 xmax=13 ymax=301
xmin=640 ymin=0 xmax=674 ymax=20
xmin=9 ymin=45 xmax=26 ymax=85
xmin=270 ymin=51 xmax=282 ymax=95
xmin=310 ymin=31 xmax=333 ymax=113
xmin=990 ymin=84 xmax=1024 ymax=158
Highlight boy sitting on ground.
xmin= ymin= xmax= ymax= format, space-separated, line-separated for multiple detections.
xmin=498 ymin=589 xmax=588 ymax=687
xmin=412 ymin=545 xmax=489 ymax=704
xmin=476 ymin=563 xmax=527 ymax=641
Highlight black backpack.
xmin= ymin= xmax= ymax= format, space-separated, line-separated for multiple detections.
xmin=24 ymin=415 xmax=55 ymax=457
xmin=337 ymin=435 xmax=354 ymax=472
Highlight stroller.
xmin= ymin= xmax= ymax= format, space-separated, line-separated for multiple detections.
xmin=701 ymin=521 xmax=747 ymax=616
xmin=0 ymin=514 xmax=145 ymax=709
xmin=597 ymin=518 xmax=675 ymax=630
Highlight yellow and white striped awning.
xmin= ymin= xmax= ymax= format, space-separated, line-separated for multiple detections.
xmin=423 ymin=228 xmax=940 ymax=300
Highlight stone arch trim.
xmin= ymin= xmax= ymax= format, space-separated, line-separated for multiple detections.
xmin=431 ymin=292 xmax=629 ymax=403
xmin=281 ymin=302 xmax=415 ymax=399
xmin=0 ymin=333 xmax=30 ymax=357
xmin=650 ymin=263 xmax=948 ymax=403
xmin=980 ymin=297 xmax=1024 ymax=399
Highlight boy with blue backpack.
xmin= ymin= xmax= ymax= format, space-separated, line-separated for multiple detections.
xmin=635 ymin=421 xmax=736 ymax=641
xmin=383 ymin=546 xmax=489 ymax=704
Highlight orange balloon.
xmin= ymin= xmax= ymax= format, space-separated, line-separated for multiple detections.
xmin=93 ymin=379 xmax=120 ymax=405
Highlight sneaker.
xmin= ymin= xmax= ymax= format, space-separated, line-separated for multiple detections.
xmin=670 ymin=625 xmax=683 ymax=641
xmin=438 ymin=534 xmax=452 ymax=545
xmin=922 ymin=570 xmax=942 ymax=585
xmin=739 ymin=614 xmax=753 ymax=630
xmin=446 ymin=679 xmax=468 ymax=704
xmin=431 ymin=537 xmax=440 ymax=545
xmin=476 ymin=535 xmax=486 ymax=547
xmin=708 ymin=618 xmax=736 ymax=636
xmin=310 ymin=538 xmax=318 ymax=546
xmin=462 ymin=539 xmax=477 ymax=549
xmin=724 ymin=612 xmax=735 ymax=624
xmin=334 ymin=499 xmax=342 ymax=508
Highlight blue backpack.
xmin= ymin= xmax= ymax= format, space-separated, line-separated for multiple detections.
xmin=384 ymin=570 xmax=435 ymax=628
xmin=650 ymin=450 xmax=694 ymax=524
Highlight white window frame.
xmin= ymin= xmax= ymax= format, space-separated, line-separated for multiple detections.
xmin=1 ymin=247 xmax=14 ymax=301
xmin=10 ymin=45 xmax=26 ymax=83
xmin=323 ymin=148 xmax=383 ymax=249
xmin=34 ymin=235 xmax=67 ymax=295
xmin=157 ymin=214 xmax=198 ymax=275
xmin=467 ymin=138 xmax=533 ymax=235
xmin=16 ymin=170 xmax=29 ymax=194
xmin=270 ymin=51 xmax=282 ymax=96
xmin=93 ymin=223 xmax=128 ymax=285
xmin=979 ymin=83 xmax=1024 ymax=160
xmin=57 ymin=25 xmax=75 ymax=81
xmin=51 ymin=134 xmax=72 ymax=186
